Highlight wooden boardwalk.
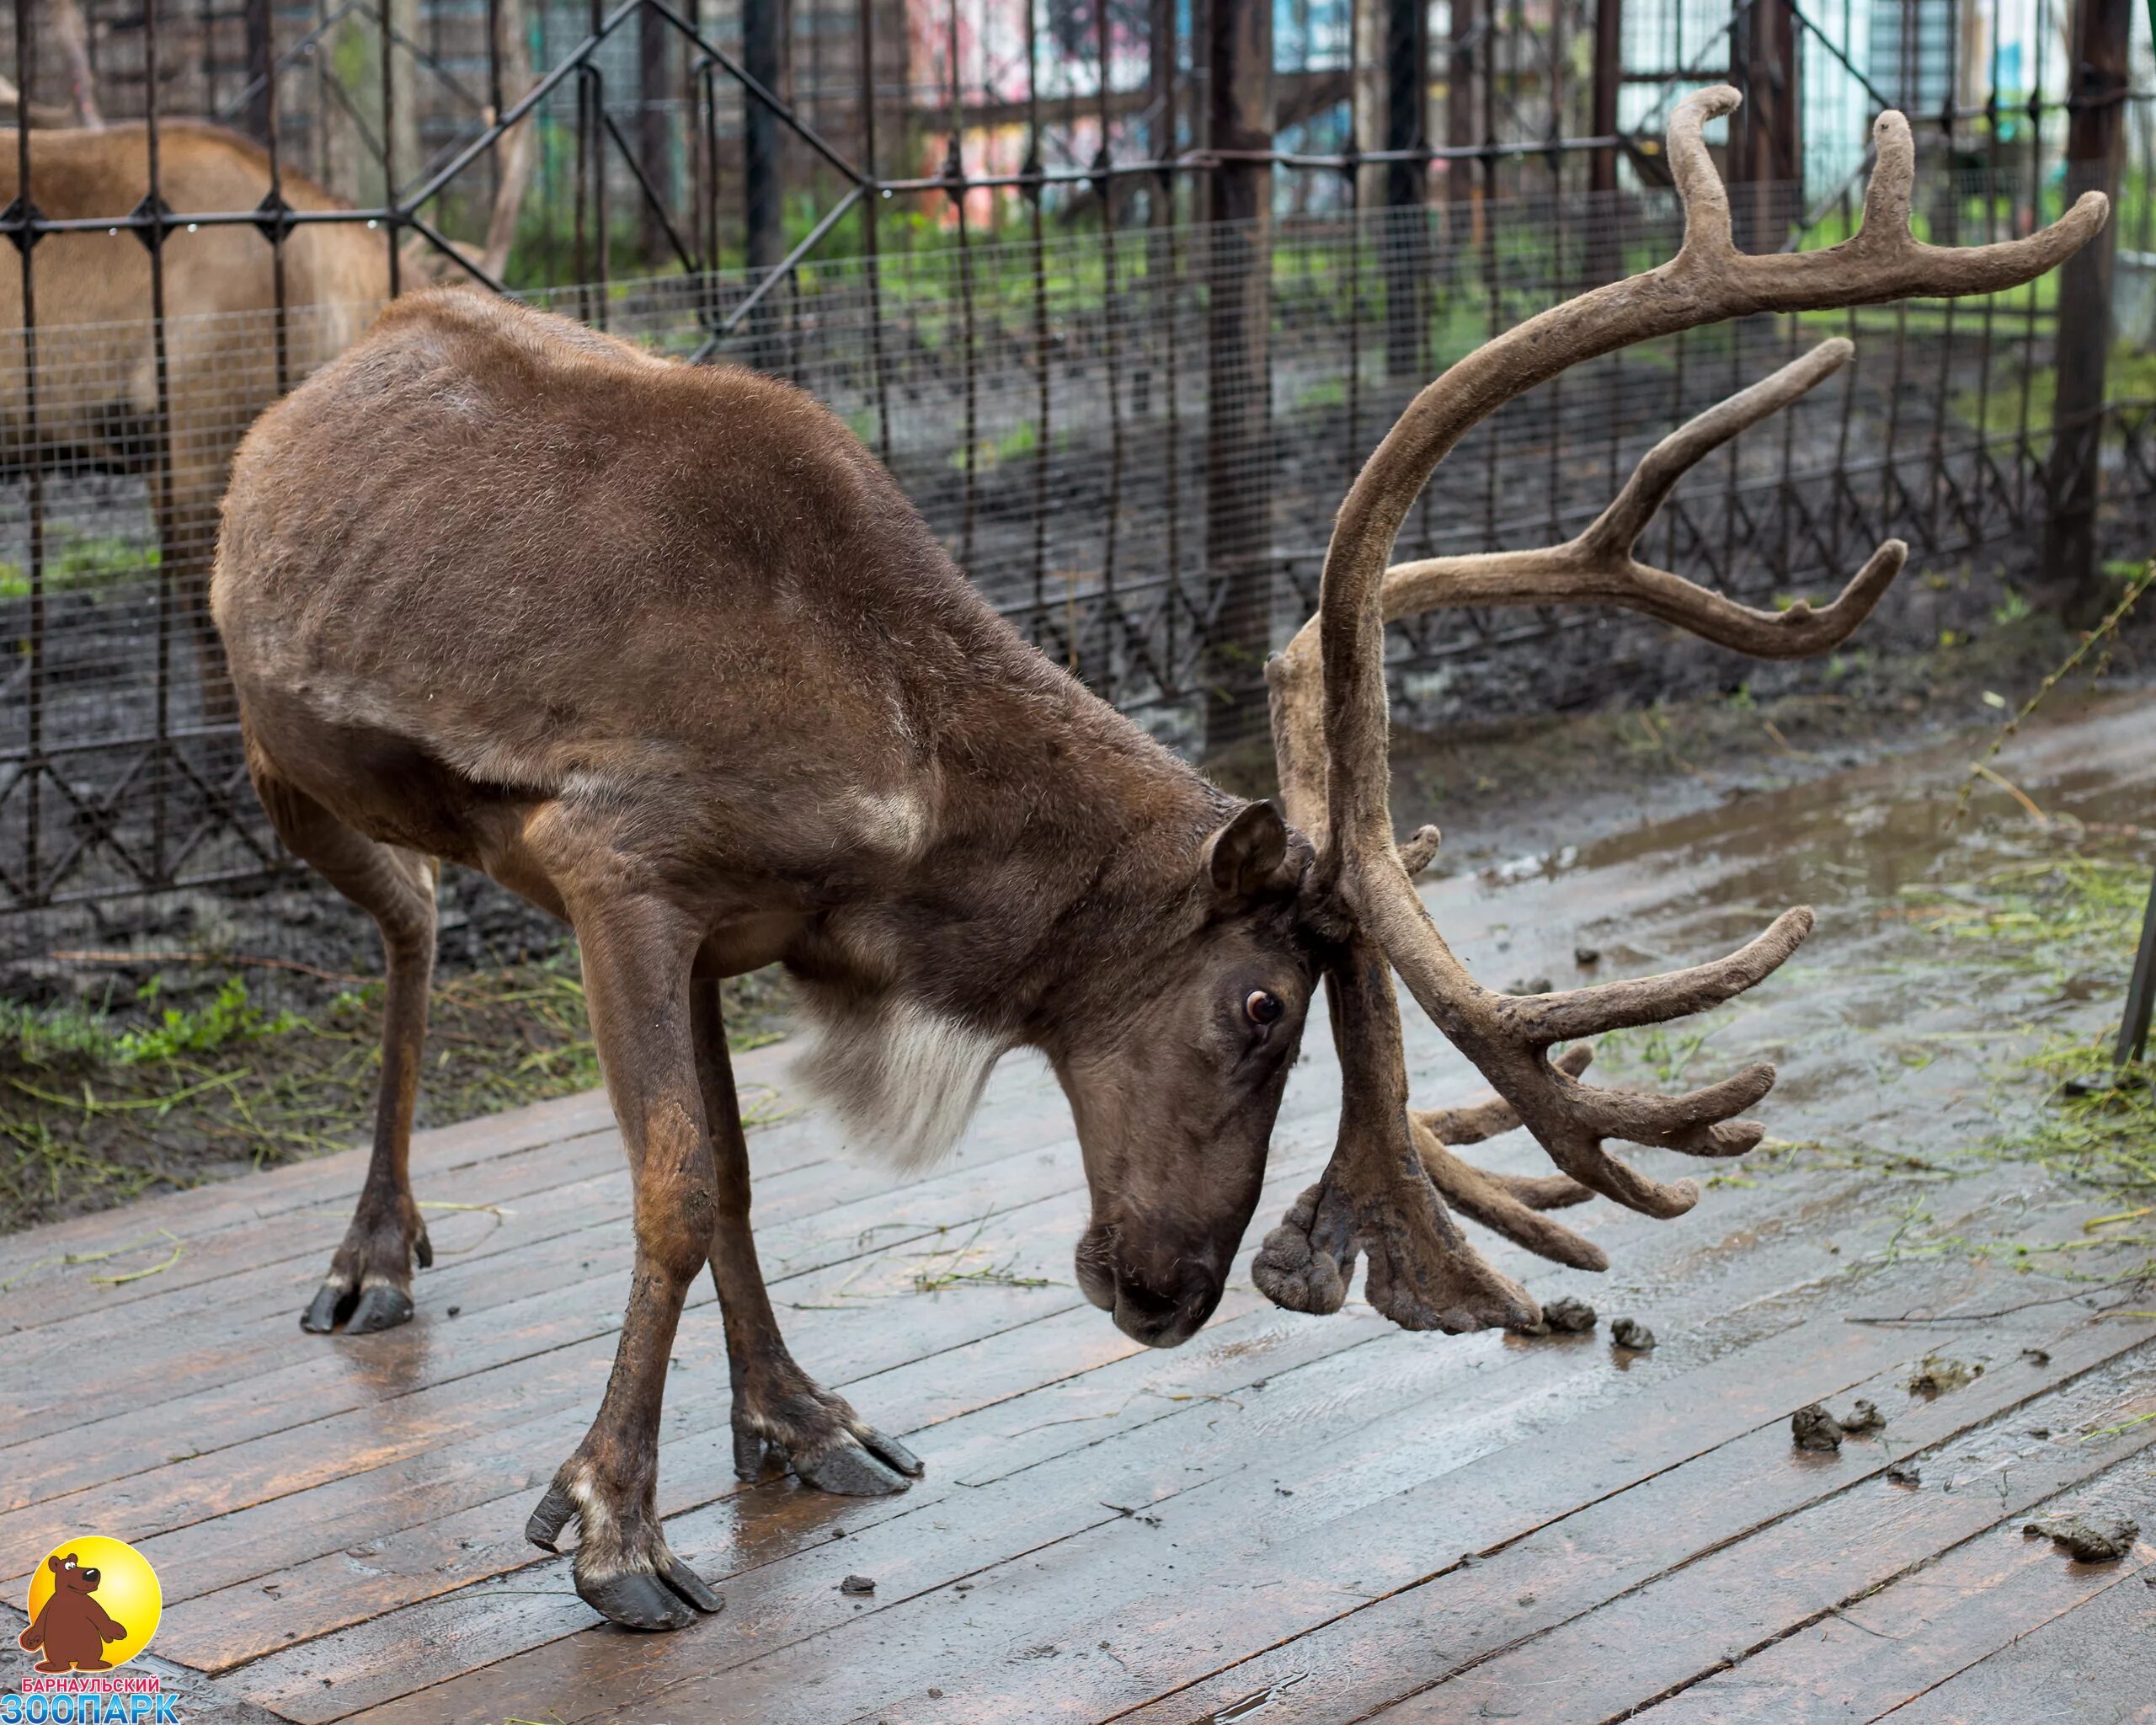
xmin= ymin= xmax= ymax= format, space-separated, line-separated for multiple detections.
xmin=4 ymin=701 xmax=2154 ymax=1724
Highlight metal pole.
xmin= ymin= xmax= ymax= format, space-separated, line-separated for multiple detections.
xmin=744 ymin=0 xmax=783 ymax=283
xmin=1203 ymin=0 xmax=1273 ymax=751
xmin=1380 ymin=0 xmax=1427 ymax=379
xmin=639 ymin=0 xmax=673 ymax=264
xmin=13 ymin=0 xmax=43 ymax=900
xmin=1445 ymin=0 xmax=1478 ymax=227
xmin=1729 ymin=0 xmax=1798 ymax=250
xmin=2116 ymin=861 xmax=2156 ymax=1068
xmin=1591 ymin=0 xmax=1621 ymax=200
xmin=2040 ymin=0 xmax=2132 ymax=626
xmin=245 ymin=0 xmax=275 ymax=142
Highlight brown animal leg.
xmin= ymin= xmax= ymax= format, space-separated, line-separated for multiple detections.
xmin=690 ymin=979 xmax=923 ymax=1497
xmin=252 ymin=769 xmax=439 ymax=1335
xmin=524 ymin=896 xmax=724 ymax=1632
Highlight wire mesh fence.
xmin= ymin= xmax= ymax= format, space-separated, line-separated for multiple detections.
xmin=5 ymin=0 xmax=2156 ymax=959
xmin=5 ymin=176 xmax=2148 ymax=959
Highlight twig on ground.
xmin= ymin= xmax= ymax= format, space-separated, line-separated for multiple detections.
xmin=1844 ymin=1270 xmax=2155 ymax=1326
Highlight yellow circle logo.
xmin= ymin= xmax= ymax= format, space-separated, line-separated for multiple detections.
xmin=19 ymin=1539 xmax=161 ymax=1672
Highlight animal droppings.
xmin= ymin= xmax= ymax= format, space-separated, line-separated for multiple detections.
xmin=1908 ymin=1354 xmax=1981 ymax=1397
xmin=2022 ymin=1514 xmax=2139 ymax=1562
xmin=2021 ymin=1348 xmax=2052 ymax=1366
xmin=1791 ymin=1403 xmax=1844 ymax=1451
xmin=1525 ymin=1296 xmax=1598 ymax=1336
xmin=839 ymin=1574 xmax=876 ymax=1595
xmin=1885 ymin=1461 xmax=1921 ymax=1487
xmin=1839 ymin=1398 xmax=1886 ymax=1434
xmin=1574 ymin=947 xmax=1602 ymax=965
xmin=1610 ymin=1317 xmax=1656 ymax=1351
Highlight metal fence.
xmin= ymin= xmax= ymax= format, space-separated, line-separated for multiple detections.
xmin=3 ymin=0 xmax=2154 ymax=951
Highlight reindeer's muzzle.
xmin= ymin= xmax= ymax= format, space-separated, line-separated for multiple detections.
xmin=1075 ymin=1223 xmax=1224 ymax=1348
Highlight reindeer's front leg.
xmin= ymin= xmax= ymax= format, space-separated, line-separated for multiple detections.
xmin=689 ymin=978 xmax=922 ymax=1496
xmin=523 ymin=895 xmax=725 ymax=1631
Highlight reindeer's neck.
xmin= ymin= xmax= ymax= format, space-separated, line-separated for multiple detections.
xmin=786 ymin=653 xmax=1224 ymax=1166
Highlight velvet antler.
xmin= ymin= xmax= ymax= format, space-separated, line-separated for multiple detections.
xmin=1256 ymin=87 xmax=2108 ymax=1331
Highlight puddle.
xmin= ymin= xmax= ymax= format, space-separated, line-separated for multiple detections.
xmin=1390 ymin=694 xmax=2156 ymax=1232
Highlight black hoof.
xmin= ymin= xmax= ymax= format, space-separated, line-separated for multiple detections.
xmin=660 ymin=1555 xmax=725 ymax=1615
xmin=860 ymin=1428 xmax=925 ymax=1479
xmin=579 ymin=1567 xmax=702 ymax=1632
xmin=344 ymin=1284 xmax=415 ymax=1333
xmin=795 ymin=1435 xmax=915 ymax=1497
xmin=734 ymin=1425 xmax=778 ymax=1484
xmin=300 ymin=1283 xmax=356 ymax=1333
xmin=526 ymin=1482 xmax=579 ymax=1553
xmin=414 ymin=1226 xmax=434 ymax=1270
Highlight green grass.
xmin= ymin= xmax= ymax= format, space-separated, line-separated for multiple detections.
xmin=0 ymin=950 xmax=791 ymax=1233
xmin=0 ymin=530 xmax=159 ymax=600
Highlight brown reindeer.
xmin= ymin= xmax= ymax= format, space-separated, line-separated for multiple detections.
xmin=1 ymin=123 xmax=389 ymax=716
xmin=1 ymin=115 xmax=531 ymax=718
xmin=210 ymin=87 xmax=2100 ymax=1633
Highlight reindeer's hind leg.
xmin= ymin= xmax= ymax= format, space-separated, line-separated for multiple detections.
xmin=689 ymin=978 xmax=922 ymax=1497
xmin=524 ymin=893 xmax=723 ymax=1631
xmin=250 ymin=766 xmax=438 ymax=1334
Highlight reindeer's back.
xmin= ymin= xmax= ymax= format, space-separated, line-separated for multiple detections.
xmin=216 ymin=290 xmax=1038 ymax=853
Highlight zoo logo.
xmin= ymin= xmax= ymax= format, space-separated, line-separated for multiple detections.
xmin=11 ymin=1539 xmax=173 ymax=1723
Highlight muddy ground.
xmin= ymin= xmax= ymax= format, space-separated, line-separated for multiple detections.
xmin=0 ymin=607 xmax=2149 ymax=1237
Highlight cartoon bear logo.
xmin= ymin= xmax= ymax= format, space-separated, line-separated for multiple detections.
xmin=18 ymin=1551 xmax=128 ymax=1673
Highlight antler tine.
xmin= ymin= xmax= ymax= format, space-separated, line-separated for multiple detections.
xmin=1668 ymin=83 xmax=1740 ymax=266
xmin=1414 ymin=1043 xmax=1595 ymax=1146
xmin=1269 ymin=339 xmax=1900 ymax=852
xmin=1858 ymin=109 xmax=1918 ymax=248
xmin=1580 ymin=339 xmax=1849 ymax=564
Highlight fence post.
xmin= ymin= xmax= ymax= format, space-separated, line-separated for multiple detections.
xmin=1445 ymin=0 xmax=1478 ymax=233
xmin=1380 ymin=0 xmax=1427 ymax=380
xmin=244 ymin=0 xmax=273 ymax=142
xmin=1590 ymin=0 xmax=1620 ymax=199
xmin=1202 ymin=0 xmax=1273 ymax=751
xmin=639 ymin=0 xmax=674 ymax=264
xmin=744 ymin=0 xmax=785 ymax=323
xmin=1589 ymin=0 xmax=1621 ymax=280
xmin=1728 ymin=0 xmax=1798 ymax=250
xmin=2040 ymin=0 xmax=2132 ymax=625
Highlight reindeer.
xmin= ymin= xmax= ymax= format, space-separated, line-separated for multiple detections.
xmin=209 ymin=87 xmax=2100 ymax=1633
xmin=1 ymin=122 xmax=387 ymax=715
xmin=1 ymin=117 xmax=529 ymax=717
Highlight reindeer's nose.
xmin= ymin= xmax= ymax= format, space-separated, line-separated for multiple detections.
xmin=1112 ymin=1265 xmax=1220 ymax=1348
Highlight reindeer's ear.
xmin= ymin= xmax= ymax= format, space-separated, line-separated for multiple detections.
xmin=1203 ymin=801 xmax=1291 ymax=900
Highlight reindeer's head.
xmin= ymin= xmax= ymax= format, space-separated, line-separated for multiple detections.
xmin=1052 ymin=800 xmax=1335 ymax=1348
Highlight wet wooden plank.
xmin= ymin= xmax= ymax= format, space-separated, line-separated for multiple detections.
xmin=1630 ymin=1451 xmax=2156 ymax=1723
xmin=0 ymin=1080 xmax=630 ymax=1288
xmin=1358 ymin=1348 xmax=2156 ymax=1723
xmin=0 ymin=1114 xmax=1123 ymax=1567
xmin=198 ymin=1125 xmax=1856 ymax=1712
xmin=1074 ymin=1322 xmax=2156 ymax=1725
xmin=232 ymin=1153 xmax=2036 ymax=1721
xmin=1874 ymin=1557 xmax=2156 ymax=1725
xmin=145 ymin=1146 xmax=1336 ymax=1671
xmin=0 ymin=1060 xmax=1101 ymax=1527
xmin=351 ymin=1255 xmax=2027 ymax=1725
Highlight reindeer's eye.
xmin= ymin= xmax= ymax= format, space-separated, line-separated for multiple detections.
xmin=1245 ymin=990 xmax=1283 ymax=1027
